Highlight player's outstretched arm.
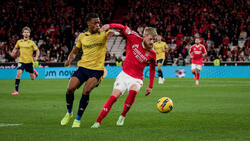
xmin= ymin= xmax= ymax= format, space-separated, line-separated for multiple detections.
xmin=101 ymin=24 xmax=126 ymax=33
xmin=146 ymin=59 xmax=156 ymax=96
xmin=34 ymin=49 xmax=40 ymax=61
xmin=189 ymin=48 xmax=193 ymax=58
xmin=65 ymin=47 xmax=80 ymax=66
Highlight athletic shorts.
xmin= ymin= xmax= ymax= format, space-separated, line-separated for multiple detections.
xmin=113 ymin=71 xmax=143 ymax=95
xmin=191 ymin=64 xmax=202 ymax=70
xmin=17 ymin=63 xmax=34 ymax=73
xmin=157 ymin=59 xmax=164 ymax=64
xmin=72 ymin=67 xmax=104 ymax=87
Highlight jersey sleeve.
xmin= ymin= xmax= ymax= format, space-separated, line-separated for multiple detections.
xmin=32 ymin=41 xmax=38 ymax=51
xmin=109 ymin=24 xmax=139 ymax=38
xmin=202 ymin=46 xmax=207 ymax=54
xmin=149 ymin=52 xmax=157 ymax=88
xmin=75 ymin=34 xmax=82 ymax=49
xmin=189 ymin=46 xmax=193 ymax=54
xmin=14 ymin=40 xmax=20 ymax=49
xmin=164 ymin=43 xmax=168 ymax=49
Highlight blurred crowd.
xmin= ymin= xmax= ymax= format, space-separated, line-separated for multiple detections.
xmin=0 ymin=0 xmax=114 ymax=63
xmin=0 ymin=0 xmax=249 ymax=64
xmin=125 ymin=0 xmax=249 ymax=63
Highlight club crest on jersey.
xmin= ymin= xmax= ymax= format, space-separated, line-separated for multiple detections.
xmin=145 ymin=52 xmax=149 ymax=56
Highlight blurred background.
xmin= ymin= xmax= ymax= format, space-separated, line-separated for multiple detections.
xmin=0 ymin=0 xmax=249 ymax=67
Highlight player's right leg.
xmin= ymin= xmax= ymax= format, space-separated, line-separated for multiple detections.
xmin=60 ymin=77 xmax=80 ymax=126
xmin=91 ymin=89 xmax=122 ymax=128
xmin=12 ymin=64 xmax=24 ymax=95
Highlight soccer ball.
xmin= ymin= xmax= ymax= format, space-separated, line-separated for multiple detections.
xmin=156 ymin=97 xmax=174 ymax=113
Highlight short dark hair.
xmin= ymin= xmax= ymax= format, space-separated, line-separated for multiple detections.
xmin=86 ymin=13 xmax=99 ymax=21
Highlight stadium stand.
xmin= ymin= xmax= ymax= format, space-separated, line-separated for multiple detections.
xmin=0 ymin=0 xmax=249 ymax=65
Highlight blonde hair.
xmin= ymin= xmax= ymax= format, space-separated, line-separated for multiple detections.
xmin=143 ymin=27 xmax=158 ymax=37
xmin=22 ymin=26 xmax=31 ymax=33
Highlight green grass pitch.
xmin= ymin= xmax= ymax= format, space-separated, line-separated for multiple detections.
xmin=0 ymin=78 xmax=250 ymax=141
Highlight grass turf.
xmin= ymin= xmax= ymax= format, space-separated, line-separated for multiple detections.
xmin=0 ymin=78 xmax=250 ymax=141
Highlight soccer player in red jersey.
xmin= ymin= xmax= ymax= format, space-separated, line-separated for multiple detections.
xmin=189 ymin=37 xmax=207 ymax=85
xmin=91 ymin=24 xmax=157 ymax=128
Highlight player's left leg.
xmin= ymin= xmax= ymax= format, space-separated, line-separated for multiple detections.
xmin=25 ymin=63 xmax=36 ymax=80
xmin=117 ymin=84 xmax=141 ymax=126
xmin=196 ymin=69 xmax=201 ymax=85
xmin=191 ymin=64 xmax=197 ymax=80
xmin=72 ymin=77 xmax=99 ymax=128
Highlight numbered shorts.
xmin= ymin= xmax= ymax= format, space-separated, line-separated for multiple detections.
xmin=191 ymin=64 xmax=202 ymax=70
xmin=17 ymin=63 xmax=34 ymax=73
xmin=113 ymin=71 xmax=143 ymax=96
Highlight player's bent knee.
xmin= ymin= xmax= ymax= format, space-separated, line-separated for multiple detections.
xmin=16 ymin=75 xmax=21 ymax=79
xmin=67 ymin=87 xmax=76 ymax=94
xmin=112 ymin=89 xmax=122 ymax=98
xmin=83 ymin=88 xmax=93 ymax=95
xmin=16 ymin=73 xmax=22 ymax=78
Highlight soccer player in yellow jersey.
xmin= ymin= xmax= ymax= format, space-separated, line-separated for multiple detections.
xmin=60 ymin=13 xmax=114 ymax=128
xmin=10 ymin=26 xmax=40 ymax=95
xmin=153 ymin=35 xmax=168 ymax=84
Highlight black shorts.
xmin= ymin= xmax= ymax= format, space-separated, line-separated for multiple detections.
xmin=71 ymin=67 xmax=104 ymax=87
xmin=157 ymin=59 xmax=164 ymax=64
xmin=17 ymin=63 xmax=34 ymax=73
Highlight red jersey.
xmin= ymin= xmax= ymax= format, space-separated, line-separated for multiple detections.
xmin=109 ymin=24 xmax=156 ymax=88
xmin=189 ymin=44 xmax=207 ymax=65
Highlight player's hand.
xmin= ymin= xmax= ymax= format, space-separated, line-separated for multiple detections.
xmin=145 ymin=88 xmax=152 ymax=96
xmin=64 ymin=60 xmax=70 ymax=67
xmin=107 ymin=32 xmax=115 ymax=40
xmin=190 ymin=55 xmax=193 ymax=59
xmin=101 ymin=24 xmax=110 ymax=32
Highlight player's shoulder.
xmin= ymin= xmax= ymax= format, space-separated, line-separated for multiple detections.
xmin=28 ymin=39 xmax=36 ymax=44
xmin=161 ymin=41 xmax=167 ymax=44
xmin=200 ymin=44 xmax=206 ymax=48
xmin=17 ymin=39 xmax=23 ymax=43
xmin=79 ymin=31 xmax=89 ymax=37
xmin=190 ymin=44 xmax=196 ymax=48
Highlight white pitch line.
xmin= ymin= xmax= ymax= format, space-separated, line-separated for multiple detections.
xmin=0 ymin=123 xmax=22 ymax=127
xmin=100 ymin=83 xmax=250 ymax=88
